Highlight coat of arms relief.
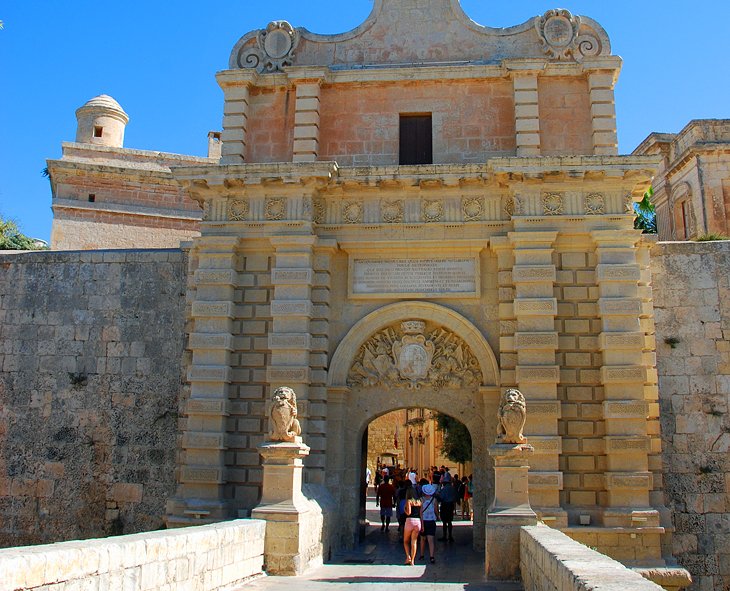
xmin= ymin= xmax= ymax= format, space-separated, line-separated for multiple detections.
xmin=348 ymin=320 xmax=482 ymax=390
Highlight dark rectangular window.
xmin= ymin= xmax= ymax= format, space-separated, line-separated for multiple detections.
xmin=88 ymin=194 xmax=96 ymax=202
xmin=399 ymin=114 xmax=432 ymax=165
xmin=93 ymin=126 xmax=103 ymax=138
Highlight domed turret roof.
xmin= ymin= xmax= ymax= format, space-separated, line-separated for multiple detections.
xmin=76 ymin=94 xmax=129 ymax=122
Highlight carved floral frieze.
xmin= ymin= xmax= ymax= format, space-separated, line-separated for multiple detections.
xmin=381 ymin=200 xmax=404 ymax=223
xmin=543 ymin=193 xmax=564 ymax=216
xmin=313 ymin=199 xmax=326 ymax=224
xmin=228 ymin=199 xmax=249 ymax=221
xmin=422 ymin=200 xmax=443 ymax=223
xmin=265 ymin=197 xmax=287 ymax=220
xmin=504 ymin=196 xmax=523 ymax=218
xmin=348 ymin=320 xmax=482 ymax=390
xmin=462 ymin=197 xmax=484 ymax=222
xmin=343 ymin=201 xmax=363 ymax=224
xmin=584 ymin=193 xmax=605 ymax=215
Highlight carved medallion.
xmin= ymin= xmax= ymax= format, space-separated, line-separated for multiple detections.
xmin=543 ymin=193 xmax=564 ymax=216
xmin=422 ymin=200 xmax=443 ymax=223
xmin=348 ymin=320 xmax=482 ymax=390
xmin=462 ymin=197 xmax=484 ymax=222
xmin=228 ymin=199 xmax=249 ymax=221
xmin=238 ymin=20 xmax=300 ymax=73
xmin=584 ymin=193 xmax=605 ymax=215
xmin=536 ymin=9 xmax=602 ymax=62
xmin=381 ymin=200 xmax=404 ymax=224
xmin=265 ymin=197 xmax=286 ymax=220
xmin=343 ymin=201 xmax=363 ymax=224
xmin=393 ymin=321 xmax=434 ymax=383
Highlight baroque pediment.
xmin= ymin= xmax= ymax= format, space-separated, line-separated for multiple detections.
xmin=347 ymin=319 xmax=482 ymax=390
xmin=230 ymin=1 xmax=611 ymax=71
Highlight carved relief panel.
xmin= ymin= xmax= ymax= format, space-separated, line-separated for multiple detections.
xmin=348 ymin=319 xmax=482 ymax=390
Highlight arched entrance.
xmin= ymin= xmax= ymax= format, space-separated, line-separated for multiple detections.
xmin=326 ymin=302 xmax=500 ymax=551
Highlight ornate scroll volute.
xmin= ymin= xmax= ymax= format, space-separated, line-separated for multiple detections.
xmin=238 ymin=20 xmax=300 ymax=72
xmin=269 ymin=386 xmax=303 ymax=442
xmin=536 ymin=9 xmax=604 ymax=62
xmin=496 ymin=388 xmax=527 ymax=444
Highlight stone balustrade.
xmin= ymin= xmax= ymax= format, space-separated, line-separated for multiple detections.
xmin=520 ymin=524 xmax=665 ymax=590
xmin=0 ymin=520 xmax=265 ymax=591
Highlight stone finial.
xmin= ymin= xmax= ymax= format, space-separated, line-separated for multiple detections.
xmin=496 ymin=388 xmax=527 ymax=444
xmin=269 ymin=386 xmax=302 ymax=442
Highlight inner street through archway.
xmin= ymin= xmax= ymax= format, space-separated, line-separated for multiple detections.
xmin=240 ymin=490 xmax=522 ymax=591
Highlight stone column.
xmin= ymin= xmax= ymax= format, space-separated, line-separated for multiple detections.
xmin=509 ymin=231 xmax=566 ymax=526
xmin=512 ymin=72 xmax=541 ymax=156
xmin=593 ymin=230 xmax=658 ymax=528
xmin=166 ymin=235 xmax=239 ymax=525
xmin=486 ymin=441 xmax=537 ymax=580
xmin=291 ymin=79 xmax=322 ymax=163
xmin=220 ymin=79 xmax=253 ymax=164
xmin=587 ymin=70 xmax=618 ymax=156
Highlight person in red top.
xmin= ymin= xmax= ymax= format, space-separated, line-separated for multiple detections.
xmin=375 ymin=476 xmax=396 ymax=532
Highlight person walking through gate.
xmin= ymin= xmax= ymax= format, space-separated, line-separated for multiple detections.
xmin=419 ymin=483 xmax=440 ymax=563
xmin=460 ymin=475 xmax=471 ymax=519
xmin=402 ymin=487 xmax=422 ymax=565
xmin=375 ymin=475 xmax=396 ymax=532
xmin=437 ymin=474 xmax=457 ymax=541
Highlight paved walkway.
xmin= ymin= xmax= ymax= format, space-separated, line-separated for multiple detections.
xmin=242 ymin=493 xmax=522 ymax=591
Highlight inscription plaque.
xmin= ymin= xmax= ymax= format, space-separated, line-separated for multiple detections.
xmin=351 ymin=258 xmax=478 ymax=298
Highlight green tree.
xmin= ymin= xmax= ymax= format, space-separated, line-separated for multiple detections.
xmin=634 ymin=187 xmax=657 ymax=234
xmin=434 ymin=413 xmax=472 ymax=464
xmin=0 ymin=217 xmax=43 ymax=250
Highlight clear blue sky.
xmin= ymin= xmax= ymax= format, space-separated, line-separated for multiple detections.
xmin=1 ymin=1 xmax=728 ymax=242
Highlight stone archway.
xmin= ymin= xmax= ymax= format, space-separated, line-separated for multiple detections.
xmin=325 ymin=302 xmax=500 ymax=551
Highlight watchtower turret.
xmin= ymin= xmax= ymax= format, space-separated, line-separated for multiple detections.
xmin=75 ymin=94 xmax=129 ymax=147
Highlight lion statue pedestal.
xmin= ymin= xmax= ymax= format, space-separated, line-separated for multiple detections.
xmin=252 ymin=387 xmax=323 ymax=576
xmin=485 ymin=389 xmax=538 ymax=581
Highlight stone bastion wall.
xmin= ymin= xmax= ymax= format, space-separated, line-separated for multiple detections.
xmin=650 ymin=240 xmax=730 ymax=591
xmin=0 ymin=249 xmax=188 ymax=547
xmin=0 ymin=241 xmax=729 ymax=589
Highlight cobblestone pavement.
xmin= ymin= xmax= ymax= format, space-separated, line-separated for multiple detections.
xmin=240 ymin=493 xmax=522 ymax=591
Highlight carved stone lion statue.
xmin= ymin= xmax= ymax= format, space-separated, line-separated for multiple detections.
xmin=270 ymin=386 xmax=302 ymax=442
xmin=497 ymin=388 xmax=527 ymax=444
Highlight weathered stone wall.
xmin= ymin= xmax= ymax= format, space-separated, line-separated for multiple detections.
xmin=0 ymin=519 xmax=265 ymax=591
xmin=0 ymin=249 xmax=187 ymax=547
xmin=651 ymin=240 xmax=730 ymax=591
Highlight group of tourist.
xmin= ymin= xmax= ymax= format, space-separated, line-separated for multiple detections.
xmin=373 ymin=466 xmax=474 ymax=565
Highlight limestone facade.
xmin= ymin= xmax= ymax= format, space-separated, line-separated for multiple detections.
xmin=154 ymin=0 xmax=668 ymax=559
xmin=634 ymin=120 xmax=730 ymax=241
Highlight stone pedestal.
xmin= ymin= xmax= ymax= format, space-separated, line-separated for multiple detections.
xmin=251 ymin=440 xmax=323 ymax=576
xmin=486 ymin=443 xmax=537 ymax=581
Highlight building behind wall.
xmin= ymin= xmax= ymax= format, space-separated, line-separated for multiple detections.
xmin=47 ymin=95 xmax=213 ymax=250
xmin=634 ymin=120 xmax=730 ymax=241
